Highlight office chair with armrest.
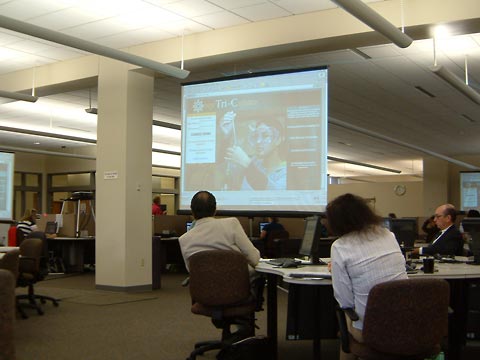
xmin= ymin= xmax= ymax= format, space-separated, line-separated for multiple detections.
xmin=187 ymin=250 xmax=260 ymax=360
xmin=17 ymin=237 xmax=60 ymax=319
xmin=336 ymin=278 xmax=450 ymax=360
xmin=0 ymin=269 xmax=16 ymax=360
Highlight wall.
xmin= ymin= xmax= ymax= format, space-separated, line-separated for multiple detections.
xmin=328 ymin=181 xmax=424 ymax=217
xmin=13 ymin=151 xmax=437 ymax=220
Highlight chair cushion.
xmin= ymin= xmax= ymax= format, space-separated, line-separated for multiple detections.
xmin=361 ymin=279 xmax=449 ymax=357
xmin=349 ymin=334 xmax=441 ymax=360
xmin=189 ymin=250 xmax=252 ymax=307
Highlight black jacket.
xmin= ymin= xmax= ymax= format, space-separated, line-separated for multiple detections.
xmin=421 ymin=225 xmax=464 ymax=256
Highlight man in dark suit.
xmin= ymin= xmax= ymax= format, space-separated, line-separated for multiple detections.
xmin=413 ymin=204 xmax=464 ymax=256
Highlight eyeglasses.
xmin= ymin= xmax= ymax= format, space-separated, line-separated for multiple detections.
xmin=248 ymin=125 xmax=279 ymax=146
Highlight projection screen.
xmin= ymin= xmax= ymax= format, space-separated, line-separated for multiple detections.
xmin=180 ymin=67 xmax=328 ymax=215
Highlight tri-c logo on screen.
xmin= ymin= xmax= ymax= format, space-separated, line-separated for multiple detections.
xmin=193 ymin=99 xmax=204 ymax=113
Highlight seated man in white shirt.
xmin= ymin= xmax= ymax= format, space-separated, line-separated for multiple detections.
xmin=179 ymin=190 xmax=260 ymax=276
xmin=412 ymin=204 xmax=464 ymax=257
xmin=179 ymin=190 xmax=261 ymax=340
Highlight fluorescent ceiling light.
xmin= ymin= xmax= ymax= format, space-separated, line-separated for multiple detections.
xmin=0 ymin=15 xmax=189 ymax=79
xmin=331 ymin=0 xmax=413 ymax=48
xmin=328 ymin=156 xmax=401 ymax=174
xmin=0 ymin=89 xmax=38 ymax=103
xmin=431 ymin=65 xmax=480 ymax=105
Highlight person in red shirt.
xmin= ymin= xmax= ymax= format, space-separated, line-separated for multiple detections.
xmin=7 ymin=222 xmax=17 ymax=246
xmin=152 ymin=195 xmax=166 ymax=216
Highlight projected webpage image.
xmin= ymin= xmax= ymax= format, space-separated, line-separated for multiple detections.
xmin=180 ymin=67 xmax=328 ymax=213
xmin=461 ymin=172 xmax=480 ymax=211
xmin=0 ymin=151 xmax=14 ymax=220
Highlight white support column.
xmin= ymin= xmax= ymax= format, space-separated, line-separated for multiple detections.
xmin=95 ymin=58 xmax=154 ymax=291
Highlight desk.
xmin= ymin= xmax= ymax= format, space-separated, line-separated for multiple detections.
xmin=256 ymin=262 xmax=331 ymax=360
xmin=47 ymin=237 xmax=95 ymax=273
xmin=256 ymin=259 xmax=480 ymax=360
xmin=0 ymin=247 xmax=20 ymax=260
xmin=152 ymin=236 xmax=185 ymax=290
xmin=0 ymin=247 xmax=20 ymax=253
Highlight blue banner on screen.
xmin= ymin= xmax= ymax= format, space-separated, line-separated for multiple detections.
xmin=0 ymin=152 xmax=14 ymax=220
xmin=180 ymin=67 xmax=328 ymax=214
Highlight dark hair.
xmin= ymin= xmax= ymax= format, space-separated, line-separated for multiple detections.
xmin=388 ymin=213 xmax=397 ymax=218
xmin=467 ymin=209 xmax=480 ymax=217
xmin=190 ymin=191 xmax=216 ymax=220
xmin=326 ymin=193 xmax=381 ymax=236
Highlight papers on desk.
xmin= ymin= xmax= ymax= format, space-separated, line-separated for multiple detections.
xmin=288 ymin=272 xmax=331 ymax=280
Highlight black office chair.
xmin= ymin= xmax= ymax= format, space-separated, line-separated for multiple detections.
xmin=265 ymin=229 xmax=289 ymax=258
xmin=186 ymin=250 xmax=262 ymax=360
xmin=17 ymin=237 xmax=60 ymax=319
xmin=336 ymin=278 xmax=450 ymax=360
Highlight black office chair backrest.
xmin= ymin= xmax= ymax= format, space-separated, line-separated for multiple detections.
xmin=18 ymin=238 xmax=43 ymax=276
xmin=27 ymin=231 xmax=49 ymax=259
xmin=266 ymin=229 xmax=289 ymax=258
xmin=188 ymin=250 xmax=251 ymax=307
xmin=362 ymin=278 xmax=449 ymax=357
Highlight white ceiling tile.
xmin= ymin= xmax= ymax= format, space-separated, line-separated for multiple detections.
xmin=64 ymin=18 xmax=134 ymax=41
xmin=0 ymin=0 xmax=69 ymax=20
xmin=163 ymin=0 xmax=224 ymax=17
xmin=153 ymin=19 xmax=211 ymax=36
xmin=28 ymin=8 xmax=111 ymax=31
xmin=35 ymin=47 xmax=88 ymax=61
xmin=193 ymin=11 xmax=249 ymax=29
xmin=97 ymin=27 xmax=174 ymax=48
xmin=232 ymin=3 xmax=291 ymax=22
xmin=272 ymin=0 xmax=335 ymax=14
xmin=357 ymin=44 xmax=402 ymax=58
xmin=6 ymin=39 xmax=58 ymax=54
xmin=208 ymin=0 xmax=266 ymax=10
xmin=0 ymin=30 xmax=26 ymax=46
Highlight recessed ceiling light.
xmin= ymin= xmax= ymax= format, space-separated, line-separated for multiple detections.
xmin=33 ymin=142 xmax=40 ymax=145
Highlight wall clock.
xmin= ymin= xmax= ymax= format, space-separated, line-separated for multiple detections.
xmin=394 ymin=184 xmax=406 ymax=196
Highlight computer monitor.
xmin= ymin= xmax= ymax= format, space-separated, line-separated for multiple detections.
xmin=299 ymin=216 xmax=322 ymax=263
xmin=186 ymin=221 xmax=193 ymax=232
xmin=461 ymin=218 xmax=480 ymax=264
xmin=259 ymin=222 xmax=269 ymax=234
xmin=390 ymin=218 xmax=417 ymax=249
xmin=382 ymin=217 xmax=392 ymax=230
xmin=44 ymin=221 xmax=57 ymax=235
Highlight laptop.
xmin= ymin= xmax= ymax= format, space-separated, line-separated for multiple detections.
xmin=44 ymin=221 xmax=57 ymax=235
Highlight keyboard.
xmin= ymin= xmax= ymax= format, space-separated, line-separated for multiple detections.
xmin=266 ymin=258 xmax=301 ymax=267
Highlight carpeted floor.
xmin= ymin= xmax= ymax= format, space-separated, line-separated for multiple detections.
xmin=14 ymin=271 xmax=340 ymax=360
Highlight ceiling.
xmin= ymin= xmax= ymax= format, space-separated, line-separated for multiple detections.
xmin=0 ymin=0 xmax=479 ymax=180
